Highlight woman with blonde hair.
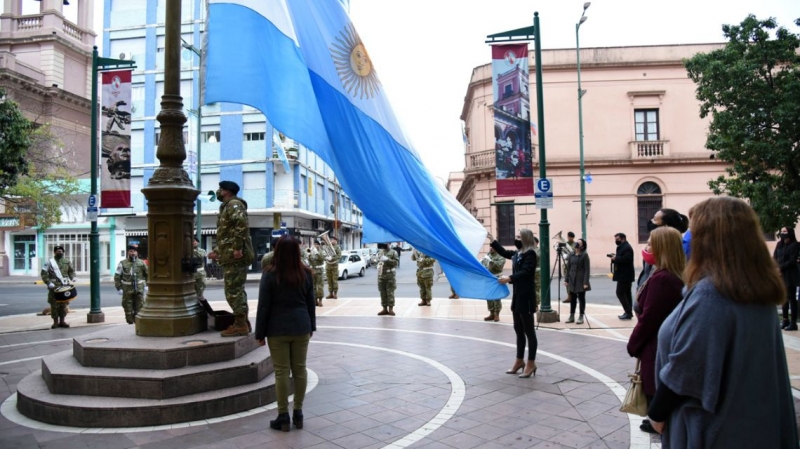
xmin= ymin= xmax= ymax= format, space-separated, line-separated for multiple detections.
xmin=626 ymin=227 xmax=685 ymax=434
xmin=648 ymin=197 xmax=796 ymax=447
xmin=489 ymin=228 xmax=539 ymax=378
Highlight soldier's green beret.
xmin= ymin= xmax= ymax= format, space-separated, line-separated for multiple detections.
xmin=219 ymin=181 xmax=240 ymax=194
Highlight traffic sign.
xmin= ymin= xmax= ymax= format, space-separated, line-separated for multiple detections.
xmin=534 ymin=177 xmax=553 ymax=210
xmin=87 ymin=206 xmax=98 ymax=222
xmin=88 ymin=194 xmax=98 ymax=208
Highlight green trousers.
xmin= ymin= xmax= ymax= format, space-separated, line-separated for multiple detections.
xmin=267 ymin=334 xmax=311 ymax=414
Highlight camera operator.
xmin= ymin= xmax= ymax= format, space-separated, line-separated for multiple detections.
xmin=611 ymin=233 xmax=635 ymax=320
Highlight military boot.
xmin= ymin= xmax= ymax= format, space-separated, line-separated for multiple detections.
xmin=388 ymin=307 xmax=396 ymax=316
xmin=221 ymin=314 xmax=249 ymax=337
xmin=333 ymin=292 xmax=338 ymax=299
xmin=326 ymin=293 xmax=334 ymax=299
xmin=378 ymin=307 xmax=389 ymax=316
xmin=51 ymin=318 xmax=59 ymax=329
xmin=484 ymin=312 xmax=495 ymax=321
xmin=58 ymin=316 xmax=70 ymax=328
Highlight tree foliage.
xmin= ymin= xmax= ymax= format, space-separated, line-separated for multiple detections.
xmin=0 ymin=88 xmax=31 ymax=195
xmin=685 ymin=15 xmax=800 ymax=231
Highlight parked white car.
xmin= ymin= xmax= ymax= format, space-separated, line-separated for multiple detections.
xmin=348 ymin=248 xmax=372 ymax=268
xmin=338 ymin=254 xmax=366 ymax=279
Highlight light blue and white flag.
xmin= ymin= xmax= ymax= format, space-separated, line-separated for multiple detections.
xmin=271 ymin=129 xmax=291 ymax=174
xmin=203 ymin=0 xmax=509 ymax=300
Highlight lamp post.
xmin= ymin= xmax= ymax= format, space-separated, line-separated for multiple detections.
xmin=181 ymin=39 xmax=202 ymax=244
xmin=576 ymin=2 xmax=590 ymax=240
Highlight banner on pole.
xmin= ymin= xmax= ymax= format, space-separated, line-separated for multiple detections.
xmin=491 ymin=44 xmax=533 ymax=197
xmin=100 ymin=70 xmax=132 ymax=208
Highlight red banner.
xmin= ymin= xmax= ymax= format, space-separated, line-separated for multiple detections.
xmin=491 ymin=44 xmax=533 ymax=197
xmin=100 ymin=70 xmax=132 ymax=208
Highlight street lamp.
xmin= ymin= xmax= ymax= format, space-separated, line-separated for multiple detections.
xmin=576 ymin=2 xmax=590 ymax=240
xmin=181 ymin=38 xmax=202 ymax=244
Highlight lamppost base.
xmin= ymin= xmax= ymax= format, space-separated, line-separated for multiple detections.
xmin=86 ymin=312 xmax=105 ymax=323
xmin=537 ymin=310 xmax=560 ymax=323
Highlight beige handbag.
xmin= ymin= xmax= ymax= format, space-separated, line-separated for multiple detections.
xmin=619 ymin=358 xmax=648 ymax=417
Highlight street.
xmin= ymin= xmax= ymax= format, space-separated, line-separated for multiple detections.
xmin=0 ymin=251 xmax=623 ymax=317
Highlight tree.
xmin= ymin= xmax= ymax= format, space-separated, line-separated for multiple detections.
xmin=685 ymin=15 xmax=800 ymax=232
xmin=0 ymin=87 xmax=31 ymax=196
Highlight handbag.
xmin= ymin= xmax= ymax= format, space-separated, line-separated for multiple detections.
xmin=619 ymin=358 xmax=648 ymax=417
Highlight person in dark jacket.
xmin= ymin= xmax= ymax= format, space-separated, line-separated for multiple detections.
xmin=774 ymin=227 xmax=800 ymax=331
xmin=627 ymin=227 xmax=685 ymax=434
xmin=490 ymin=228 xmax=539 ymax=378
xmin=564 ymin=239 xmax=590 ymax=324
xmin=256 ymin=235 xmax=316 ymax=432
xmin=612 ymin=232 xmax=635 ymax=319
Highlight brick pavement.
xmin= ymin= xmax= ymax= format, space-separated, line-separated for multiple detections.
xmin=0 ymin=296 xmax=798 ymax=448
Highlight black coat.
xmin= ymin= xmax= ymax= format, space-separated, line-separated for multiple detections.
xmin=255 ymin=270 xmax=316 ymax=339
xmin=491 ymin=240 xmax=538 ymax=314
xmin=774 ymin=241 xmax=800 ymax=284
xmin=613 ymin=241 xmax=635 ymax=283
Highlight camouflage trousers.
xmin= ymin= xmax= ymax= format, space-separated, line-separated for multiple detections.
xmin=313 ymin=269 xmax=324 ymax=300
xmin=194 ymin=271 xmax=206 ymax=299
xmin=223 ymin=262 xmax=249 ymax=315
xmin=325 ymin=264 xmax=338 ymax=294
xmin=121 ymin=289 xmax=144 ymax=320
xmin=487 ymin=299 xmax=502 ymax=312
xmin=47 ymin=291 xmax=68 ymax=319
xmin=416 ymin=273 xmax=433 ymax=302
xmin=378 ymin=277 xmax=396 ymax=307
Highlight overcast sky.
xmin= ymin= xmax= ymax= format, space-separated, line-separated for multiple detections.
xmin=82 ymin=1 xmax=798 ymax=184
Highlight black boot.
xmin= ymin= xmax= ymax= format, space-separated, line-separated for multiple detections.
xmin=270 ymin=412 xmax=290 ymax=432
xmin=292 ymin=409 xmax=303 ymax=429
xmin=782 ymin=319 xmax=791 ymax=329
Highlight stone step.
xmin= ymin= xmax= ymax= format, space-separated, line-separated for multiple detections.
xmin=16 ymin=369 xmax=279 ymax=428
xmin=43 ymin=347 xmax=272 ymax=400
xmin=73 ymin=326 xmax=259 ymax=369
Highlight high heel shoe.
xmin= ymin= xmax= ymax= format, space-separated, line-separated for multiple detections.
xmin=292 ymin=409 xmax=303 ymax=429
xmin=519 ymin=361 xmax=537 ymax=378
xmin=270 ymin=412 xmax=291 ymax=432
xmin=506 ymin=360 xmax=525 ymax=374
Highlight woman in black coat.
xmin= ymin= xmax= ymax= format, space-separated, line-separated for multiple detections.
xmin=564 ymin=239 xmax=591 ymax=325
xmin=490 ymin=228 xmax=539 ymax=378
xmin=774 ymin=227 xmax=800 ymax=330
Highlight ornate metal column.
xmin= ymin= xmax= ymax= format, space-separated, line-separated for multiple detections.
xmin=137 ymin=0 xmax=206 ymax=336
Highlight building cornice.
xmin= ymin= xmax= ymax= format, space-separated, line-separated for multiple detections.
xmin=0 ymin=69 xmax=91 ymax=111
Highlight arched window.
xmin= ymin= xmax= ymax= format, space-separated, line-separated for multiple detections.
xmin=637 ymin=182 xmax=663 ymax=243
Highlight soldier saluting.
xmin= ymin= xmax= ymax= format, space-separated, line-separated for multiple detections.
xmin=411 ymin=249 xmax=436 ymax=306
xmin=114 ymin=245 xmax=148 ymax=324
xmin=309 ymin=240 xmax=326 ymax=306
xmin=324 ymin=235 xmax=342 ymax=300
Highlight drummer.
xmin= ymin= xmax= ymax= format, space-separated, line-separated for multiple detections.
xmin=114 ymin=244 xmax=149 ymax=324
xmin=41 ymin=244 xmax=76 ymax=329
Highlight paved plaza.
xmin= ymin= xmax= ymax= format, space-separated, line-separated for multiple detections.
xmin=1 ymin=293 xmax=799 ymax=449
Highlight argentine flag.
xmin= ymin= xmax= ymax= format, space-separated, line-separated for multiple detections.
xmin=203 ymin=0 xmax=509 ymax=300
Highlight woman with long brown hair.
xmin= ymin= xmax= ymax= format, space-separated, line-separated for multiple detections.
xmin=647 ymin=197 xmax=796 ymax=447
xmin=626 ymin=227 xmax=685 ymax=434
xmin=256 ymin=235 xmax=316 ymax=432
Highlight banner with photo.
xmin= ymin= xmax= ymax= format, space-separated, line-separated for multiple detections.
xmin=100 ymin=70 xmax=132 ymax=208
xmin=491 ymin=44 xmax=533 ymax=197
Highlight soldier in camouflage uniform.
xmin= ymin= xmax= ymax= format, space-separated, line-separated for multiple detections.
xmin=114 ymin=245 xmax=148 ymax=324
xmin=193 ymin=237 xmax=207 ymax=301
xmin=411 ymin=249 xmax=436 ymax=306
xmin=41 ymin=245 xmax=76 ymax=329
xmin=208 ymin=181 xmax=255 ymax=337
xmin=376 ymin=243 xmax=399 ymax=315
xmin=308 ymin=241 xmax=326 ymax=306
xmin=481 ymin=247 xmax=506 ymax=321
xmin=324 ymin=236 xmax=342 ymax=299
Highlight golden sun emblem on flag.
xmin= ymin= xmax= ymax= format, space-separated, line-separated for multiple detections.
xmin=330 ymin=23 xmax=381 ymax=99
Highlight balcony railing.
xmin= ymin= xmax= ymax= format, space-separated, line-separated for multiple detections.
xmin=16 ymin=16 xmax=42 ymax=30
xmin=62 ymin=21 xmax=84 ymax=41
xmin=630 ymin=140 xmax=670 ymax=159
xmin=465 ymin=149 xmax=495 ymax=172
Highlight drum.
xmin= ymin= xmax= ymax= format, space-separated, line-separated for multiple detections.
xmin=54 ymin=285 xmax=78 ymax=303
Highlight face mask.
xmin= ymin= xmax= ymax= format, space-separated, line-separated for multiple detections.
xmin=216 ymin=190 xmax=224 ymax=202
xmin=646 ymin=221 xmax=659 ymax=232
xmin=55 ymin=253 xmax=63 ymax=259
xmin=780 ymin=233 xmax=788 ymax=240
xmin=615 ymin=240 xmax=621 ymax=246
xmin=642 ymin=248 xmax=656 ymax=266
xmin=514 ymin=239 xmax=522 ymax=249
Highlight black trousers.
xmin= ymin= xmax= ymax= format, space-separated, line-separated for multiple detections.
xmin=513 ymin=311 xmax=538 ymax=360
xmin=570 ymin=291 xmax=586 ymax=315
xmin=616 ymin=281 xmax=633 ymax=315
xmin=782 ymin=279 xmax=799 ymax=323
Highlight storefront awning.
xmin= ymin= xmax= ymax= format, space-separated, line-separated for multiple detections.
xmin=126 ymin=228 xmax=217 ymax=237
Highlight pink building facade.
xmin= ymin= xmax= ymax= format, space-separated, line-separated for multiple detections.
xmin=457 ymin=43 xmax=734 ymax=272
